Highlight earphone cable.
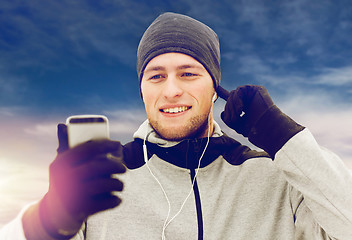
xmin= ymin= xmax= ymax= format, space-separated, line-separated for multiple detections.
xmin=143 ymin=103 xmax=213 ymax=240
xmin=162 ymin=113 xmax=211 ymax=234
xmin=143 ymin=131 xmax=172 ymax=240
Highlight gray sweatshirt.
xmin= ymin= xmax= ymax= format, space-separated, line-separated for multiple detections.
xmin=1 ymin=121 xmax=352 ymax=239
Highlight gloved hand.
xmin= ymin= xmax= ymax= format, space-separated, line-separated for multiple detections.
xmin=221 ymin=85 xmax=304 ymax=158
xmin=39 ymin=124 xmax=126 ymax=239
xmin=221 ymin=85 xmax=274 ymax=137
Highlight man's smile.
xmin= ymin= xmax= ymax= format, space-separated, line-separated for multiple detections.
xmin=159 ymin=106 xmax=192 ymax=114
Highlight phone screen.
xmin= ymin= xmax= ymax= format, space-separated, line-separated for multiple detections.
xmin=66 ymin=115 xmax=110 ymax=148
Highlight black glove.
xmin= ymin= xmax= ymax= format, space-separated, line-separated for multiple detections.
xmin=221 ymin=85 xmax=274 ymax=137
xmin=39 ymin=124 xmax=126 ymax=239
xmin=221 ymin=85 xmax=304 ymax=158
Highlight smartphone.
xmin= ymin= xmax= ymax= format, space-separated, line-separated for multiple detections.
xmin=66 ymin=115 xmax=110 ymax=148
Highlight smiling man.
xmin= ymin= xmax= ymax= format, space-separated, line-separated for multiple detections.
xmin=136 ymin=11 xmax=221 ymax=142
xmin=1 ymin=12 xmax=352 ymax=240
xmin=141 ymin=52 xmax=216 ymax=140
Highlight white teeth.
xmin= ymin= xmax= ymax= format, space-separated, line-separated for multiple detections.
xmin=162 ymin=106 xmax=189 ymax=113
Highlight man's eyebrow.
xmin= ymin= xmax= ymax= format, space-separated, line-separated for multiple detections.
xmin=144 ymin=66 xmax=165 ymax=74
xmin=177 ymin=64 xmax=203 ymax=70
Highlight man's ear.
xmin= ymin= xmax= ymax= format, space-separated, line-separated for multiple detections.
xmin=139 ymin=82 xmax=144 ymax=101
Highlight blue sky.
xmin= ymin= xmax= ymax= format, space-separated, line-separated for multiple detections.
xmin=1 ymin=0 xmax=352 ymax=227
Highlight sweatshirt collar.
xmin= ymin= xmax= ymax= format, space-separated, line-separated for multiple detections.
xmin=133 ymin=119 xmax=223 ymax=147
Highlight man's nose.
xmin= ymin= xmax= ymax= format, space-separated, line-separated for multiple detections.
xmin=162 ymin=76 xmax=183 ymax=99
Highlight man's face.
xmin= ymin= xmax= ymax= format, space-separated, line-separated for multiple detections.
xmin=141 ymin=52 xmax=215 ymax=141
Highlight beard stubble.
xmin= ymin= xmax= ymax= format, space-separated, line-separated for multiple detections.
xmin=149 ymin=113 xmax=210 ymax=141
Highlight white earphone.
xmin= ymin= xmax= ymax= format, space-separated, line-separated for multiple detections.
xmin=212 ymin=93 xmax=217 ymax=103
xmin=141 ymin=90 xmax=217 ymax=239
xmin=143 ymin=108 xmax=212 ymax=239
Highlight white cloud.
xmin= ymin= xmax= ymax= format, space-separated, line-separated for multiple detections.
xmin=103 ymin=108 xmax=146 ymax=143
xmin=236 ymin=53 xmax=352 ymax=98
xmin=24 ymin=122 xmax=58 ymax=138
xmin=279 ymin=95 xmax=352 ymax=169
xmin=0 ymin=106 xmax=23 ymax=117
xmin=238 ymin=55 xmax=272 ymax=75
xmin=0 ymin=114 xmax=59 ymax=167
xmin=0 ymin=158 xmax=48 ymax=228
xmin=313 ymin=66 xmax=352 ymax=86
xmin=105 ymin=109 xmax=146 ymax=123
xmin=226 ymin=0 xmax=327 ymax=44
xmin=0 ymin=113 xmax=66 ymax=226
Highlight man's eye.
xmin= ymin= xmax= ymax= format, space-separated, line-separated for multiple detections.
xmin=151 ymin=75 xmax=160 ymax=79
xmin=182 ymin=72 xmax=197 ymax=77
xmin=150 ymin=75 xmax=162 ymax=80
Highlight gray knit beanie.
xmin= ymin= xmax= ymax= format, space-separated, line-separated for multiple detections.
xmin=137 ymin=12 xmax=221 ymax=92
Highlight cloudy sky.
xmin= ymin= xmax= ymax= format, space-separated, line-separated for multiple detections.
xmin=1 ymin=0 xmax=352 ymax=227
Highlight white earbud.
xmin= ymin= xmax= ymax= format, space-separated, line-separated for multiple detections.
xmin=212 ymin=93 xmax=217 ymax=103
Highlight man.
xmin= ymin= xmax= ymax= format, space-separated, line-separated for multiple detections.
xmin=1 ymin=12 xmax=352 ymax=240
